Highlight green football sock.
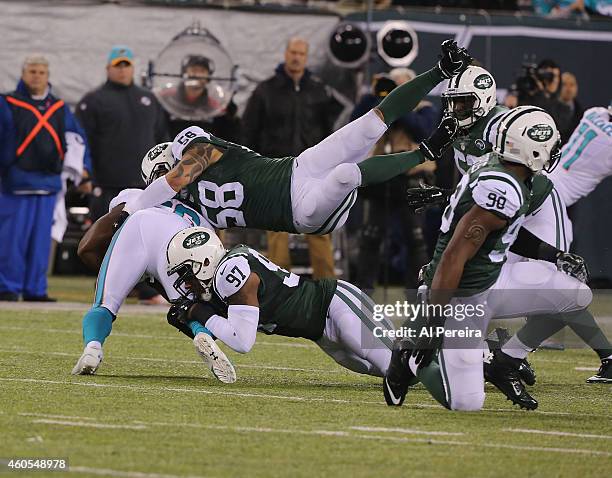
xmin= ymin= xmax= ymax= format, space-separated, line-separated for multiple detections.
xmin=377 ymin=67 xmax=445 ymax=126
xmin=516 ymin=314 xmax=567 ymax=350
xmin=358 ymin=150 xmax=425 ymax=187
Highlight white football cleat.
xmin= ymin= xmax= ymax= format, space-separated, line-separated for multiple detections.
xmin=193 ymin=332 xmax=236 ymax=384
xmin=71 ymin=344 xmax=103 ymax=375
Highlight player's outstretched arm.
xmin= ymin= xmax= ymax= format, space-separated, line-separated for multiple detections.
xmin=197 ymin=273 xmax=261 ymax=354
xmin=122 ymin=131 xmax=224 ymax=216
xmin=510 ymin=227 xmax=590 ymax=283
xmin=358 ymin=115 xmax=459 ymax=186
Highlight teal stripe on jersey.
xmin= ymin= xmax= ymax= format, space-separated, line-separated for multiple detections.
xmin=94 ymin=222 xmax=127 ymax=307
xmin=334 ymin=288 xmax=394 ymax=350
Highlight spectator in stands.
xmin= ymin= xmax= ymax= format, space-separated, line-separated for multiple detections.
xmin=532 ymin=0 xmax=589 ymax=16
xmin=0 ymin=55 xmax=90 ymax=301
xmin=517 ymin=59 xmax=573 ymax=144
xmin=158 ymin=54 xmax=241 ymax=141
xmin=242 ymin=37 xmax=342 ymax=279
xmin=77 ymin=45 xmax=168 ymax=304
xmin=350 ymin=70 xmax=437 ymax=293
xmin=559 ymin=71 xmax=584 ymax=142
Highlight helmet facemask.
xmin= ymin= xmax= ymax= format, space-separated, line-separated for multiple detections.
xmin=168 ymin=258 xmax=213 ymax=301
xmin=145 ymin=163 xmax=171 ymax=186
xmin=442 ymin=92 xmax=484 ymax=128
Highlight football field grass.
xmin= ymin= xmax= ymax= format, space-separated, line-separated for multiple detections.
xmin=0 ymin=306 xmax=610 ymax=478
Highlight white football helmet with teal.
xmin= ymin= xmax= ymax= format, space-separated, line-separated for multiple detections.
xmin=442 ymin=65 xmax=497 ymax=128
xmin=141 ymin=142 xmax=174 ymax=186
xmin=492 ymin=106 xmax=561 ymax=172
xmin=166 ymin=227 xmax=226 ymax=301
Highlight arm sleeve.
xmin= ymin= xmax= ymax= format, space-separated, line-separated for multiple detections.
xmin=213 ymin=256 xmax=251 ymax=300
xmin=122 ymin=175 xmax=177 ymax=214
xmin=472 ymin=176 xmax=523 ymax=219
xmin=509 ymin=227 xmax=560 ymax=262
xmin=204 ymin=305 xmax=259 ymax=354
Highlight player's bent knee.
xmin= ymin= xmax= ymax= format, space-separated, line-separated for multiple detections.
xmin=330 ymin=163 xmax=360 ymax=187
xmin=446 ymin=348 xmax=483 ymax=367
xmin=575 ymin=282 xmax=593 ymax=310
xmin=450 ymin=391 xmax=485 ymax=411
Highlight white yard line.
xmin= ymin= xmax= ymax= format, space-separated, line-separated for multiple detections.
xmin=574 ymin=367 xmax=599 ymax=372
xmin=350 ymin=426 xmax=464 ymax=436
xmin=19 ymin=412 xmax=98 ymax=421
xmin=32 ymin=419 xmax=147 ymax=430
xmin=69 ymin=466 xmax=206 ymax=478
xmin=3 ymin=377 xmax=608 ymax=419
xmin=0 ymin=377 xmax=379 ymax=405
xmin=504 ymin=428 xmax=612 ymax=440
xmin=0 ymin=325 xmax=316 ymax=348
xmin=25 ymin=415 xmax=611 ymax=457
xmin=0 ymin=347 xmax=341 ymax=374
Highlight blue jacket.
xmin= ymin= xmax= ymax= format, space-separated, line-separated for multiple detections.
xmin=0 ymin=80 xmax=91 ymax=194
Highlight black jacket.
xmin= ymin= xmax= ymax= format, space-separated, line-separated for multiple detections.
xmin=76 ymin=80 xmax=168 ymax=188
xmin=241 ymin=64 xmax=342 ymax=157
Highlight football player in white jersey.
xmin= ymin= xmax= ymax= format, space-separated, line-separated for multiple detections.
xmin=501 ymin=104 xmax=612 ymax=384
xmin=71 ymin=144 xmax=236 ymax=383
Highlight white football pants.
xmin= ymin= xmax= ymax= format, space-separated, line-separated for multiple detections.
xmin=416 ymin=260 xmax=592 ymax=411
xmin=93 ymin=208 xmax=197 ymax=314
xmin=316 ymin=280 xmax=393 ymax=377
xmin=290 ymin=110 xmax=388 ymax=234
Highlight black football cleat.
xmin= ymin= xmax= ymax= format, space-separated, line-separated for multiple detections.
xmin=586 ymin=358 xmax=611 ymax=384
xmin=518 ymin=360 xmax=537 ymax=386
xmin=484 ymin=349 xmax=538 ymax=410
xmin=486 ymin=327 xmax=536 ymax=386
xmin=383 ymin=339 xmax=415 ymax=407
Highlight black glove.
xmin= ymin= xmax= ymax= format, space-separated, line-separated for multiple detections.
xmin=167 ymin=297 xmax=197 ymax=326
xmin=411 ymin=312 xmax=445 ymax=369
xmin=436 ymin=39 xmax=473 ymax=79
xmin=112 ymin=210 xmax=130 ymax=232
xmin=419 ymin=115 xmax=459 ymax=161
xmin=406 ymin=183 xmax=450 ymax=212
xmin=556 ymin=252 xmax=590 ymax=283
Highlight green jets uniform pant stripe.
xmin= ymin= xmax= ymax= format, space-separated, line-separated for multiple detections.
xmin=437 ymin=349 xmax=452 ymax=406
xmin=550 ymin=188 xmax=568 ymax=251
xmin=312 ymin=190 xmax=357 ymax=235
xmin=334 ymin=283 xmax=394 ymax=350
xmin=94 ymin=221 xmax=127 ymax=307
xmin=336 ymin=281 xmax=396 ymax=336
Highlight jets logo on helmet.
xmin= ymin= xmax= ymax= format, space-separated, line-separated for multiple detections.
xmin=492 ymin=106 xmax=561 ymax=172
xmin=526 ymin=124 xmax=554 ymax=142
xmin=167 ymin=227 xmax=226 ymax=301
xmin=141 ymin=142 xmax=175 ymax=186
xmin=183 ymin=231 xmax=211 ymax=249
xmin=442 ymin=66 xmax=497 ymax=128
xmin=474 ymin=74 xmax=493 ymax=90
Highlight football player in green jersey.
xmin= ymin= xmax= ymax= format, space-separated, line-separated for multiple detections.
xmin=409 ymin=65 xmax=608 ymax=394
xmin=117 ymin=40 xmax=473 ymax=234
xmin=383 ymin=107 xmax=593 ymax=411
xmin=163 ymin=226 xmax=398 ymax=378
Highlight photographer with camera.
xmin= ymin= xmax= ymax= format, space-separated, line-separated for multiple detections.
xmin=512 ymin=59 xmax=573 ymax=144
